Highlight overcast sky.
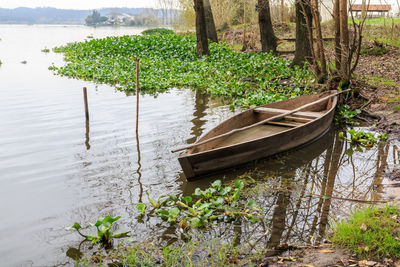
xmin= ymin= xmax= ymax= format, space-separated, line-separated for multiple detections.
xmin=0 ymin=0 xmax=159 ymax=9
xmin=0 ymin=0 xmax=397 ymax=11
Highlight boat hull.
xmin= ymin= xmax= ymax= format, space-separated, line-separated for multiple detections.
xmin=178 ymin=93 xmax=337 ymax=179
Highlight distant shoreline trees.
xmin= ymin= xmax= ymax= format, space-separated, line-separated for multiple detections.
xmin=84 ymin=9 xmax=164 ymax=26
xmin=85 ymin=10 xmax=107 ymax=26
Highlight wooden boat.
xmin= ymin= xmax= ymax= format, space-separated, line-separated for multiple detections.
xmin=177 ymin=90 xmax=339 ymax=180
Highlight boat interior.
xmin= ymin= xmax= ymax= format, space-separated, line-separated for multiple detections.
xmin=187 ymin=92 xmax=335 ymax=154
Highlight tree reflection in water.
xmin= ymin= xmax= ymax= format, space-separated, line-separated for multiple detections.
xmin=169 ymin=129 xmax=398 ymax=252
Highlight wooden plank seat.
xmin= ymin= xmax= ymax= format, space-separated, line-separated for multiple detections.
xmin=253 ymin=107 xmax=325 ymax=119
xmin=265 ymin=120 xmax=304 ymax=127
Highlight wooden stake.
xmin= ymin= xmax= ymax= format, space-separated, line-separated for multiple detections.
xmin=172 ymin=89 xmax=350 ymax=153
xmin=83 ymin=87 xmax=89 ymax=121
xmin=136 ymin=59 xmax=140 ymax=134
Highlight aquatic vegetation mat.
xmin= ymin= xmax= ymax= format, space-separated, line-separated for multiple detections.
xmin=50 ymin=34 xmax=313 ymax=108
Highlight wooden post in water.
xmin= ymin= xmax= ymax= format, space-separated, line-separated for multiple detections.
xmin=136 ymin=59 xmax=140 ymax=134
xmin=83 ymin=87 xmax=89 ymax=121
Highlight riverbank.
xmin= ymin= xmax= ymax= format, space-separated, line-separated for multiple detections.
xmin=76 ymin=181 xmax=400 ymax=266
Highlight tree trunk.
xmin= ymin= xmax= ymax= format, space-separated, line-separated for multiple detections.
xmin=258 ymin=0 xmax=277 ymax=53
xmin=203 ymin=0 xmax=218 ymax=42
xmin=193 ymin=0 xmax=210 ymax=56
xmin=339 ymin=0 xmax=350 ymax=84
xmin=281 ymin=0 xmax=285 ymax=21
xmin=242 ymin=0 xmax=248 ymax=51
xmin=311 ymin=0 xmax=327 ymax=81
xmin=291 ymin=0 xmax=313 ymax=67
xmin=361 ymin=0 xmax=367 ymax=20
xmin=333 ymin=0 xmax=341 ymax=71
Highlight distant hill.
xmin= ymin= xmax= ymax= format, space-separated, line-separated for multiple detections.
xmin=0 ymin=7 xmax=160 ymax=24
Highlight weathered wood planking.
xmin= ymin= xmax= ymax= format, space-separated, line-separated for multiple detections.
xmin=178 ymin=91 xmax=338 ymax=179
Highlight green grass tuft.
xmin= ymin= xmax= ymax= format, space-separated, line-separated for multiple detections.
xmin=331 ymin=205 xmax=400 ymax=259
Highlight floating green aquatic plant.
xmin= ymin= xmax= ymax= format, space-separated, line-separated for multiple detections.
xmin=339 ymin=129 xmax=388 ymax=149
xmin=50 ymin=34 xmax=313 ymax=108
xmin=66 ymin=216 xmax=130 ymax=246
xmin=138 ymin=180 xmax=260 ymax=229
xmin=141 ymin=28 xmax=174 ymax=35
xmin=335 ymin=105 xmax=361 ymax=126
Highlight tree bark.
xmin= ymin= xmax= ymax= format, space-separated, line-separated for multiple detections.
xmin=203 ymin=0 xmax=218 ymax=42
xmin=193 ymin=0 xmax=210 ymax=56
xmin=361 ymin=0 xmax=367 ymax=20
xmin=291 ymin=0 xmax=313 ymax=67
xmin=339 ymin=0 xmax=350 ymax=84
xmin=311 ymin=0 xmax=327 ymax=81
xmin=333 ymin=0 xmax=341 ymax=71
xmin=258 ymin=0 xmax=277 ymax=53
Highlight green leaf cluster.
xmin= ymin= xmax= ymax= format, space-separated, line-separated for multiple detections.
xmin=138 ymin=180 xmax=259 ymax=229
xmin=335 ymin=105 xmax=361 ymax=126
xmin=65 ymin=216 xmax=130 ymax=246
xmin=50 ymin=34 xmax=313 ymax=108
xmin=339 ymin=129 xmax=388 ymax=154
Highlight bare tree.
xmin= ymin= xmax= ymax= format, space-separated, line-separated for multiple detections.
xmin=258 ymin=0 xmax=277 ymax=53
xmin=203 ymin=0 xmax=218 ymax=42
xmin=333 ymin=0 xmax=341 ymax=71
xmin=194 ymin=0 xmax=210 ymax=56
xmin=311 ymin=0 xmax=327 ymax=82
xmin=361 ymin=0 xmax=367 ymax=20
xmin=339 ymin=0 xmax=350 ymax=85
xmin=157 ymin=0 xmax=178 ymax=25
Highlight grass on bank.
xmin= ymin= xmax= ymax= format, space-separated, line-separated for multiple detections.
xmin=50 ymin=33 xmax=313 ymax=108
xmin=331 ymin=205 xmax=400 ymax=259
xmin=351 ymin=17 xmax=400 ymax=25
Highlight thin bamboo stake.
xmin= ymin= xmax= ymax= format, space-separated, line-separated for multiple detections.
xmin=83 ymin=87 xmax=89 ymax=121
xmin=136 ymin=59 xmax=140 ymax=134
xmin=172 ymin=89 xmax=350 ymax=153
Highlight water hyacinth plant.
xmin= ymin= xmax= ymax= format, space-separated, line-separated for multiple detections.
xmin=138 ymin=180 xmax=260 ymax=229
xmin=141 ymin=28 xmax=174 ymax=35
xmin=66 ymin=216 xmax=130 ymax=246
xmin=50 ymin=34 xmax=313 ymax=108
xmin=339 ymin=129 xmax=388 ymax=156
xmin=335 ymin=105 xmax=361 ymax=126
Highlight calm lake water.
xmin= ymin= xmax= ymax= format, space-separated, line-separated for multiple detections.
xmin=0 ymin=25 xmax=399 ymax=266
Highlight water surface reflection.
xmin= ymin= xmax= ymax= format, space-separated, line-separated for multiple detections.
xmin=139 ymin=129 xmax=399 ymax=254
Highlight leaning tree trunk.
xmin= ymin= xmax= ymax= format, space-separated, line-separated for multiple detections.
xmin=311 ymin=0 xmax=327 ymax=82
xmin=281 ymin=0 xmax=285 ymax=21
xmin=258 ymin=0 xmax=277 ymax=53
xmin=194 ymin=0 xmax=210 ymax=56
xmin=203 ymin=0 xmax=218 ymax=43
xmin=291 ymin=0 xmax=313 ymax=67
xmin=333 ymin=0 xmax=341 ymax=72
xmin=339 ymin=0 xmax=350 ymax=85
